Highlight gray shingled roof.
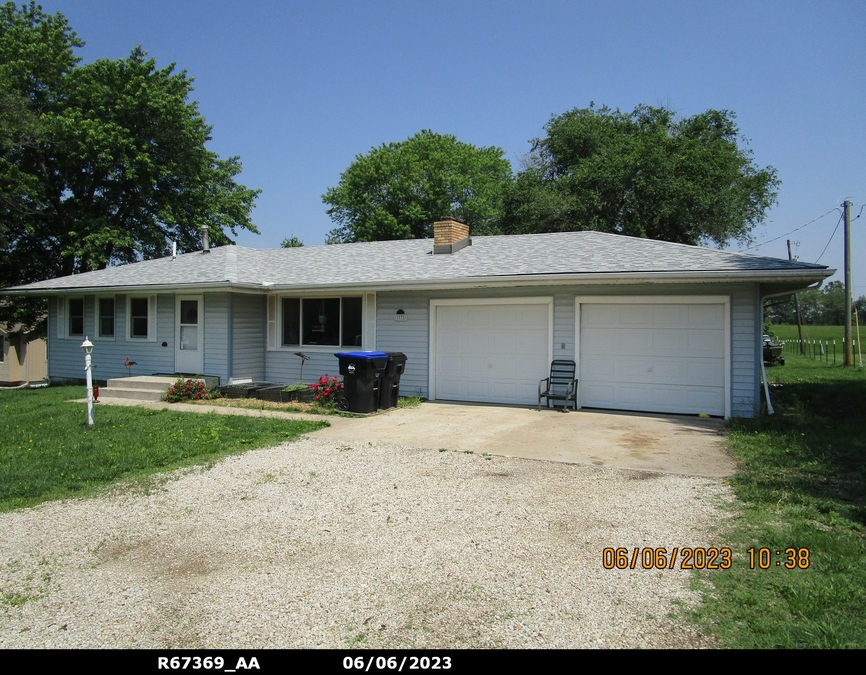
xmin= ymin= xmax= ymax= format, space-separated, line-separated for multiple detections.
xmin=3 ymin=231 xmax=832 ymax=294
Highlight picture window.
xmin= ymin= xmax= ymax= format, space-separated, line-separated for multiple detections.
xmin=281 ymin=297 xmax=362 ymax=348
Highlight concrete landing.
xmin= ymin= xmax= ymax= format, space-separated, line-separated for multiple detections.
xmin=101 ymin=375 xmax=219 ymax=402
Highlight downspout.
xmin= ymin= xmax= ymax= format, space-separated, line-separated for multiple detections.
xmin=226 ymin=294 xmax=233 ymax=385
xmin=759 ymin=283 xmax=822 ymax=415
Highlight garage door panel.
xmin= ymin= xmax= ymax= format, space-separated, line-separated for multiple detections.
xmin=652 ymin=304 xmax=688 ymax=325
xmin=437 ymin=379 xmax=464 ymax=399
xmin=618 ymin=386 xmax=649 ymax=406
xmin=435 ymin=301 xmax=550 ymax=405
xmin=619 ymin=358 xmax=652 ymax=381
xmin=582 ymin=305 xmax=619 ymax=326
xmin=517 ymin=331 xmax=548 ymax=351
xmin=687 ymin=331 xmax=725 ymax=355
xmin=583 ymin=358 xmax=616 ymax=379
xmin=686 ymin=360 xmax=725 ymax=386
xmin=437 ymin=331 xmax=463 ymax=352
xmin=579 ymin=329 xmax=619 ymax=355
xmin=648 ymin=359 xmax=688 ymax=382
xmin=688 ymin=304 xmax=725 ymax=326
xmin=490 ymin=333 xmax=516 ymax=352
xmin=618 ymin=332 xmax=652 ymax=353
xmin=582 ymin=383 xmax=725 ymax=415
xmin=582 ymin=383 xmax=615 ymax=406
xmin=650 ymin=331 xmax=689 ymax=354
xmin=580 ymin=302 xmax=726 ymax=416
xmin=618 ymin=305 xmax=654 ymax=325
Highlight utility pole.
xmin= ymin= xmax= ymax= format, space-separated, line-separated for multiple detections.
xmin=844 ymin=200 xmax=854 ymax=366
xmin=788 ymin=240 xmax=806 ymax=355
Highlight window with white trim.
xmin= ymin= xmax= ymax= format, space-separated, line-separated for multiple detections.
xmin=281 ymin=297 xmax=362 ymax=348
xmin=127 ymin=295 xmax=157 ymax=341
xmin=97 ymin=297 xmax=115 ymax=338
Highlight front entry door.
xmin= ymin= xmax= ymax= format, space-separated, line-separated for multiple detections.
xmin=175 ymin=295 xmax=203 ymax=374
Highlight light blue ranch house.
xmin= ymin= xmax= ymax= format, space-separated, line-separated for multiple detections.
xmin=4 ymin=219 xmax=832 ymax=418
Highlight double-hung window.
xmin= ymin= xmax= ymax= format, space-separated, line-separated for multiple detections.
xmin=97 ymin=297 xmax=115 ymax=338
xmin=281 ymin=297 xmax=362 ymax=348
xmin=127 ymin=296 xmax=156 ymax=341
xmin=68 ymin=298 xmax=84 ymax=337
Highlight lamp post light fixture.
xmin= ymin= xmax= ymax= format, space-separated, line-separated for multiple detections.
xmin=81 ymin=337 xmax=94 ymax=428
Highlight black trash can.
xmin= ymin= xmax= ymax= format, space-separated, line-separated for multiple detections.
xmin=379 ymin=352 xmax=408 ymax=409
xmin=334 ymin=351 xmax=388 ymax=413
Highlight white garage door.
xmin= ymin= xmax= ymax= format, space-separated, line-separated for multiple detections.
xmin=579 ymin=302 xmax=727 ymax=416
xmin=433 ymin=300 xmax=551 ymax=405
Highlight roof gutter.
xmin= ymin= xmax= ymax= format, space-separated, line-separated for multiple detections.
xmin=261 ymin=268 xmax=835 ymax=293
xmin=2 ymin=268 xmax=834 ymax=296
xmin=0 ymin=282 xmax=268 ymax=296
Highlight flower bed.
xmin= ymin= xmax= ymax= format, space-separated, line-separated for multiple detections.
xmin=165 ymin=377 xmax=222 ymax=403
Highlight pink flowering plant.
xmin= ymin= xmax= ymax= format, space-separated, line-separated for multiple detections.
xmin=164 ymin=377 xmax=222 ymax=403
xmin=309 ymin=374 xmax=344 ymax=409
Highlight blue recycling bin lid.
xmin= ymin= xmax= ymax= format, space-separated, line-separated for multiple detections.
xmin=335 ymin=351 xmax=388 ymax=359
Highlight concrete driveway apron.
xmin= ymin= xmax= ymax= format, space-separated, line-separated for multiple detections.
xmin=310 ymin=401 xmax=734 ymax=477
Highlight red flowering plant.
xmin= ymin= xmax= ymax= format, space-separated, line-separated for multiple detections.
xmin=164 ymin=377 xmax=222 ymax=403
xmin=309 ymin=374 xmax=344 ymax=409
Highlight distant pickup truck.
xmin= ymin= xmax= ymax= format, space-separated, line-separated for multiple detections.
xmin=763 ymin=334 xmax=785 ymax=366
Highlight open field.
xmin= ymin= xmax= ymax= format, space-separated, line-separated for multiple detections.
xmin=770 ymin=323 xmax=861 ymax=343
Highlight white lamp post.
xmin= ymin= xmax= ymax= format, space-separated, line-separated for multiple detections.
xmin=81 ymin=337 xmax=94 ymax=427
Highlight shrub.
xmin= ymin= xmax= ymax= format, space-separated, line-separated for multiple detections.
xmin=164 ymin=378 xmax=222 ymax=403
xmin=310 ymin=374 xmax=344 ymax=408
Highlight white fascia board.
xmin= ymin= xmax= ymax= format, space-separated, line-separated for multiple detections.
xmin=4 ymin=269 xmax=832 ymax=296
xmin=265 ymin=269 xmax=833 ymax=294
xmin=3 ymin=282 xmax=267 ymax=296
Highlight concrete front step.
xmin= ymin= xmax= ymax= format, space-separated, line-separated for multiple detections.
xmin=99 ymin=388 xmax=166 ymax=402
xmin=102 ymin=375 xmax=220 ymax=402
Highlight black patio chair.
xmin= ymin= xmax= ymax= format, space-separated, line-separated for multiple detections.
xmin=538 ymin=360 xmax=579 ymax=412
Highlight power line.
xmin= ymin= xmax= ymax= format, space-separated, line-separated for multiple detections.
xmin=815 ymin=213 xmax=844 ymax=263
xmin=740 ymin=207 xmax=839 ymax=252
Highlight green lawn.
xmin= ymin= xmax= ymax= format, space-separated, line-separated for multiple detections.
xmin=0 ymin=386 xmax=327 ymax=511
xmin=693 ymin=352 xmax=866 ymax=648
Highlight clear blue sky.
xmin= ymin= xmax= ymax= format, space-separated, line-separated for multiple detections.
xmin=38 ymin=0 xmax=865 ymax=294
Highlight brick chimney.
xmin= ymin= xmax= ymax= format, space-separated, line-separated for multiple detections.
xmin=433 ymin=218 xmax=471 ymax=254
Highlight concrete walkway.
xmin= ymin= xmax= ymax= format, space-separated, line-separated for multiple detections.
xmin=89 ymin=397 xmax=734 ymax=477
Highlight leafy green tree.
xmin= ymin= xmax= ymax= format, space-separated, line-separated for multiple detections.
xmin=322 ymin=130 xmax=512 ymax=243
xmin=501 ymin=104 xmax=780 ymax=247
xmin=768 ymin=281 xmax=865 ymax=326
xmin=280 ymin=235 xmax=304 ymax=248
xmin=0 ymin=1 xmax=260 ymax=332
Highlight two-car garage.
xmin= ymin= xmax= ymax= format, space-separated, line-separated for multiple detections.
xmin=429 ymin=296 xmax=729 ymax=417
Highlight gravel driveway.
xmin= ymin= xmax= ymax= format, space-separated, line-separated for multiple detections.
xmin=0 ymin=437 xmax=732 ymax=649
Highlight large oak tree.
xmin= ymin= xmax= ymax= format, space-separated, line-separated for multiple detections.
xmin=0 ymin=1 xmax=260 ymax=332
xmin=501 ymin=104 xmax=780 ymax=247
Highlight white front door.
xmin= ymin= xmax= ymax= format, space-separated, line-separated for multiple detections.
xmin=175 ymin=295 xmax=203 ymax=374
